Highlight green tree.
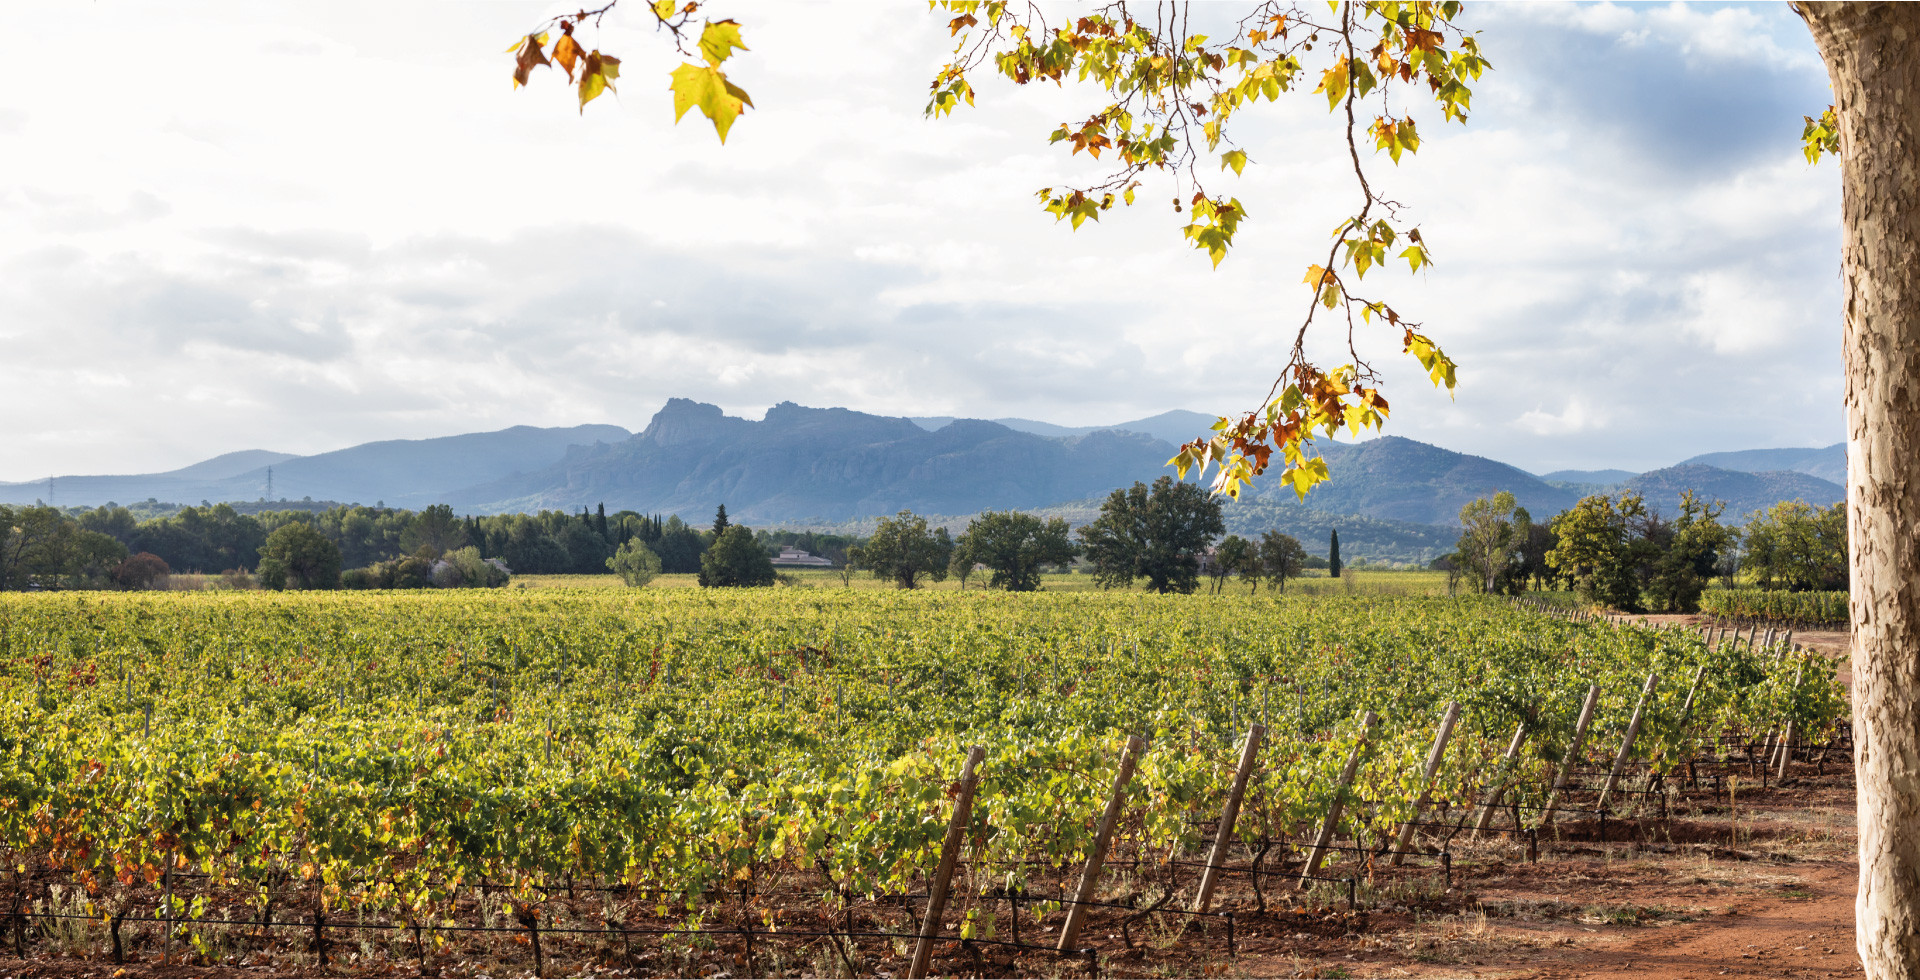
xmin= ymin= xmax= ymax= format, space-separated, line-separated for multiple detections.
xmin=557 ymin=519 xmax=613 ymax=574
xmin=0 ymin=505 xmax=56 ymax=589
xmin=37 ymin=524 xmax=127 ymax=590
xmin=1212 ymin=534 xmax=1255 ymax=594
xmin=849 ymin=511 xmax=955 ymax=590
xmin=312 ymin=505 xmax=408 ymax=569
xmin=1743 ymin=500 xmax=1847 ymax=592
xmin=132 ymin=503 xmax=268 ymax=573
xmin=607 ymin=538 xmax=664 ymax=587
xmin=1258 ymin=530 xmax=1309 ymax=593
xmin=1079 ymin=477 xmax=1225 ymax=594
xmin=400 ymin=503 xmax=468 ymax=559
xmin=1455 ymin=491 xmax=1524 ymax=593
xmin=78 ymin=505 xmax=139 ymax=549
xmin=955 ymin=511 xmax=1079 ymax=592
xmin=1643 ymin=491 xmax=1733 ymax=613
xmin=947 ymin=541 xmax=978 ymax=589
xmin=256 ymin=523 xmax=342 ymax=590
xmin=496 ymin=515 xmax=569 ymax=574
xmin=1547 ymin=492 xmax=1646 ymax=611
xmin=699 ymin=524 xmax=776 ymax=587
xmin=1513 ymin=515 xmax=1558 ymax=592
xmin=1328 ymin=528 xmax=1342 ymax=579
xmin=653 ymin=516 xmax=707 ymax=574
xmin=0 ymin=506 xmax=126 ymax=590
xmin=712 ymin=503 xmax=731 ymax=539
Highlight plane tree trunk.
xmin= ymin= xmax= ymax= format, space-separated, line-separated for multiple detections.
xmin=1801 ymin=5 xmax=1920 ymax=977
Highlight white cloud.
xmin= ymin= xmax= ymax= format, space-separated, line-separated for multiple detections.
xmin=1517 ymin=397 xmax=1607 ymax=437
xmin=0 ymin=1 xmax=1847 ymax=481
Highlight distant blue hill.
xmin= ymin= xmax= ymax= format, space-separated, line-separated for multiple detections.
xmin=0 ymin=401 xmax=1853 ymax=566
xmin=1541 ymin=468 xmax=1637 ymax=484
xmin=1627 ymin=464 xmax=1843 ymax=519
xmin=0 ymin=425 xmax=629 ymax=509
xmin=1681 ymin=443 xmax=1845 ymax=486
xmin=456 ymin=400 xmax=1174 ymax=521
xmin=165 ymin=449 xmax=301 ymax=482
xmin=913 ymin=409 xmax=1217 ymax=448
xmin=1264 ymin=435 xmax=1582 ymax=526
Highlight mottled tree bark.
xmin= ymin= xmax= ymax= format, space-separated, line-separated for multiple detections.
xmin=1801 ymin=5 xmax=1920 ymax=978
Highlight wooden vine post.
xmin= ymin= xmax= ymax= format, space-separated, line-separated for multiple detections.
xmin=1301 ymin=711 xmax=1378 ymax=883
xmin=1542 ymin=684 xmax=1601 ymax=826
xmin=909 ymin=745 xmax=985 ymax=980
xmin=1775 ymin=660 xmax=1807 ymax=781
xmin=1196 ymin=724 xmax=1265 ymax=912
xmin=1060 ymin=735 xmax=1146 ymax=949
xmin=1597 ymin=673 xmax=1659 ymax=811
xmin=1471 ymin=721 xmax=1529 ymax=836
xmin=1677 ymin=664 xmax=1707 ymax=726
xmin=1390 ymin=701 xmax=1460 ymax=866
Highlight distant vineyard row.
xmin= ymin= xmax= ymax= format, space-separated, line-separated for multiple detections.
xmin=1699 ymin=588 xmax=1848 ymax=628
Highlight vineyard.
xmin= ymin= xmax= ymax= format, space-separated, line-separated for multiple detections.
xmin=0 ymin=589 xmax=1849 ymax=977
xmin=1699 ymin=588 xmax=1850 ymax=630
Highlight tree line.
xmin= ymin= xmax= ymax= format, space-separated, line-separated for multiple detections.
xmin=0 ymin=500 xmax=853 ymax=591
xmin=3 ymin=479 xmax=1339 ymax=594
xmin=1443 ymin=489 xmax=1847 ymax=612
xmin=827 ymin=476 xmax=1319 ymax=594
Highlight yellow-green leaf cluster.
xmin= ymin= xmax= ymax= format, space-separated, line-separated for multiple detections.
xmin=1802 ymin=105 xmax=1840 ymax=164
xmin=669 ymin=21 xmax=754 ymax=142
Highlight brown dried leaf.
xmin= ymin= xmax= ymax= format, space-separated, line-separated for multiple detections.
xmin=553 ymin=34 xmax=584 ymax=82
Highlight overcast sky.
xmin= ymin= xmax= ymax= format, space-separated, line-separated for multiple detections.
xmin=0 ymin=1 xmax=1841 ymax=481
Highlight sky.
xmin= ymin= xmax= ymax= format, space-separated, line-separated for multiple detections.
xmin=0 ymin=1 xmax=1842 ymax=481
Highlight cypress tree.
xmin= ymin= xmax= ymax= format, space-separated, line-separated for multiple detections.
xmin=596 ymin=502 xmax=608 ymax=539
xmin=1329 ymin=528 xmax=1342 ymax=578
xmin=712 ymin=504 xmax=731 ymax=539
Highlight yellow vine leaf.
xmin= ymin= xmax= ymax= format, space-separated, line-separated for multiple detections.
xmin=699 ymin=20 xmax=749 ymax=68
xmin=670 ymin=63 xmax=754 ymax=142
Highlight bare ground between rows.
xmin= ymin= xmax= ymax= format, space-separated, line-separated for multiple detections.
xmin=0 ymin=764 xmax=1863 ymax=980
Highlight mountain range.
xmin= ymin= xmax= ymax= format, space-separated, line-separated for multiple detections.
xmin=2 ymin=400 xmax=1847 ymax=564
xmin=1 ymin=425 xmax=628 ymax=511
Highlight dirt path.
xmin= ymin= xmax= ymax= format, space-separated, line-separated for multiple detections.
xmin=1217 ymin=768 xmax=1864 ymax=980
xmin=1511 ymin=860 xmax=1861 ymax=980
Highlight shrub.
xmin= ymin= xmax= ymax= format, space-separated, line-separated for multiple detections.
xmin=607 ymin=540 xmax=663 ymax=587
xmin=111 ymin=552 xmax=171 ymax=590
xmin=433 ymin=547 xmax=511 ymax=588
